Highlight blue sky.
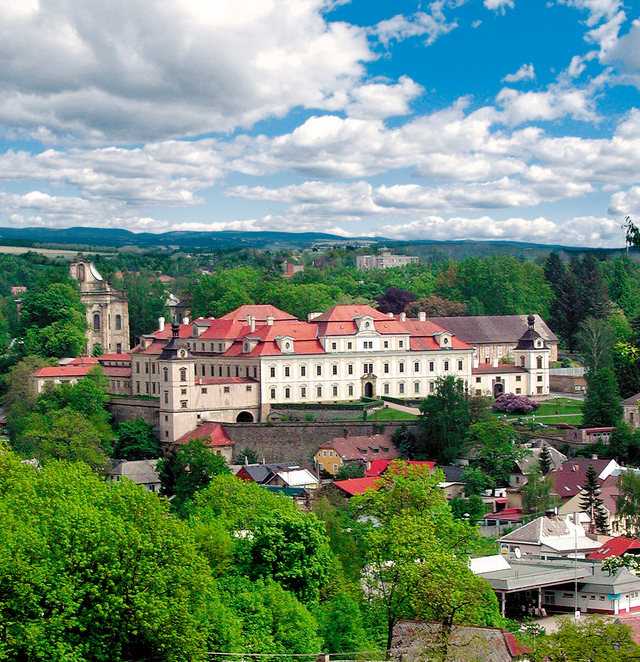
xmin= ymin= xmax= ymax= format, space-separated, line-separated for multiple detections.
xmin=0 ymin=0 xmax=639 ymax=247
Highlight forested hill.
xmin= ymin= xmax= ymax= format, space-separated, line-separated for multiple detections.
xmin=0 ymin=225 xmax=631 ymax=257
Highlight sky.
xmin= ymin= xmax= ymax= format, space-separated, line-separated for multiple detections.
xmin=1 ymin=0 xmax=640 ymax=247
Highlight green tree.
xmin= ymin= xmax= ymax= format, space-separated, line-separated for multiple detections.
xmin=461 ymin=466 xmax=494 ymax=496
xmin=613 ymin=341 xmax=640 ymax=399
xmin=531 ymin=616 xmax=640 ymax=662
xmin=317 ymin=592 xmax=372 ymax=655
xmin=335 ymin=461 xmax=365 ymax=480
xmin=576 ymin=317 xmax=615 ymax=372
xmin=19 ymin=282 xmax=87 ymax=357
xmin=449 ymin=495 xmax=486 ymax=526
xmin=0 ymin=451 xmax=214 ymax=661
xmin=237 ymin=509 xmax=332 ymax=605
xmin=466 ymin=420 xmax=527 ymax=485
xmin=113 ymin=419 xmax=161 ymax=460
xmin=120 ymin=274 xmax=169 ymax=344
xmin=521 ymin=466 xmax=557 ymax=516
xmin=582 ymin=367 xmax=622 ymax=427
xmin=158 ymin=438 xmax=231 ymax=514
xmin=617 ymin=471 xmax=640 ymax=537
xmin=539 ymin=444 xmax=553 ymax=475
xmin=580 ymin=464 xmax=609 ymax=535
xmin=418 ymin=376 xmax=472 ymax=464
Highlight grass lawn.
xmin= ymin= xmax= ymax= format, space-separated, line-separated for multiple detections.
xmin=362 ymin=408 xmax=418 ymax=421
xmin=496 ymin=397 xmax=583 ymax=427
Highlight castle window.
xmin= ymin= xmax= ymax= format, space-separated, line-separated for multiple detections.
xmin=347 ymin=342 xmax=352 ymax=350
xmin=285 ymin=366 xmax=290 ymax=377
xmin=218 ymin=343 xmax=223 ymax=352
xmin=224 ymin=386 xmax=230 ymax=393
xmin=227 ymin=366 xmax=231 ymax=377
xmin=520 ymin=356 xmax=525 ymax=367
xmin=429 ymin=381 xmax=435 ymax=393
xmin=77 ymin=263 xmax=85 ymax=282
xmin=301 ymin=386 xmax=307 ymax=398
xmin=332 ymin=364 xmax=338 ymax=376
xmin=384 ymin=363 xmax=389 ymax=374
xmin=181 ymin=401 xmax=188 ymax=409
xmin=429 ymin=361 xmax=434 ymax=372
xmin=270 ymin=388 xmax=276 ymax=399
xmin=332 ymin=342 xmax=337 ymax=350
xmin=115 ymin=315 xmax=122 ymax=330
xmin=270 ymin=366 xmax=276 ymax=378
xmin=348 ymin=363 xmax=354 ymax=375
xmin=145 ymin=363 xmax=148 ymax=374
xmin=384 ymin=382 xmax=390 ymax=395
xmin=458 ymin=360 xmax=463 ymax=371
xmin=537 ymin=356 xmax=543 ymax=369
xmin=384 ymin=341 xmax=389 ymax=349
xmin=163 ymin=368 xmax=168 ymax=381
xmin=164 ymin=391 xmax=168 ymax=403
xmin=443 ymin=361 xmax=449 ymax=372
xmin=145 ymin=383 xmax=149 ymax=394
xmin=93 ymin=314 xmax=100 ymax=331
xmin=399 ymin=382 xmax=405 ymax=394
xmin=348 ymin=384 xmax=354 ymax=396
xmin=201 ymin=365 xmax=206 ymax=376
xmin=317 ymin=385 xmax=322 ymax=398
xmin=399 ymin=362 xmax=405 ymax=373
xmin=399 ymin=340 xmax=404 ymax=348
xmin=414 ymin=362 xmax=420 ymax=373
xmin=285 ymin=387 xmax=291 ymax=399
xmin=300 ymin=365 xmax=306 ymax=377
xmin=516 ymin=376 xmax=521 ymax=382
xmin=211 ymin=365 xmax=215 ymax=376
xmin=136 ymin=362 xmax=140 ymax=373
xmin=180 ymin=368 xmax=187 ymax=382
xmin=332 ymin=385 xmax=338 ymax=397
xmin=235 ymin=366 xmax=239 ymax=377
xmin=414 ymin=382 xmax=420 ymax=394
xmin=316 ymin=365 xmax=322 ymax=376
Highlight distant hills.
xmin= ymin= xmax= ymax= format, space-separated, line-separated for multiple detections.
xmin=0 ymin=225 xmax=630 ymax=259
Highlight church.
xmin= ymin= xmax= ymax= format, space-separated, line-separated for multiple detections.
xmin=69 ymin=255 xmax=130 ymax=355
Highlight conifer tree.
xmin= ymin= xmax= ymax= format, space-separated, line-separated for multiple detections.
xmin=579 ymin=464 xmax=609 ymax=534
xmin=539 ymin=444 xmax=552 ymax=475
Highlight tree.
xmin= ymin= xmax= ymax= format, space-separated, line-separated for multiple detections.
xmin=539 ymin=444 xmax=553 ymax=475
xmin=531 ymin=616 xmax=640 ymax=662
xmin=0 ymin=451 xmax=214 ymax=661
xmin=582 ymin=367 xmax=622 ymax=427
xmin=521 ymin=466 xmax=556 ymax=516
xmin=461 ymin=466 xmax=494 ymax=497
xmin=404 ymin=295 xmax=466 ymax=317
xmin=617 ymin=470 xmax=640 ymax=537
xmin=417 ymin=377 xmax=472 ymax=464
xmin=335 ymin=461 xmax=365 ymax=480
xmin=18 ymin=281 xmax=87 ymax=358
xmin=580 ymin=464 xmax=609 ymax=535
xmin=376 ymin=287 xmax=415 ymax=315
xmin=449 ymin=495 xmax=486 ymax=526
xmin=576 ymin=317 xmax=615 ymax=372
xmin=158 ymin=438 xmax=231 ymax=513
xmin=393 ymin=422 xmax=420 ymax=460
xmin=613 ymin=341 xmax=640 ymax=399
xmin=317 ymin=592 xmax=372 ymax=655
xmin=623 ymin=216 xmax=640 ymax=249
xmin=237 ymin=509 xmax=332 ymax=605
xmin=113 ymin=419 xmax=161 ymax=460
xmin=466 ymin=420 xmax=527 ymax=486
xmin=121 ymin=274 xmax=169 ymax=345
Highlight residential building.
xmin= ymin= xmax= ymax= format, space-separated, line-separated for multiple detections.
xmin=332 ymin=475 xmax=380 ymax=498
xmin=565 ymin=426 xmax=615 ymax=444
xmin=429 ymin=314 xmax=558 ymax=362
xmin=498 ymin=514 xmax=601 ymax=558
xmin=263 ymin=468 xmax=318 ymax=490
xmin=172 ymin=420 xmax=235 ymax=464
xmin=281 ymin=261 xmax=304 ymax=278
xmin=235 ymin=462 xmax=300 ymax=484
xmin=69 ymin=255 xmax=130 ymax=355
xmin=508 ymin=442 xmax=567 ymax=488
xmin=588 ymin=537 xmax=640 ymax=561
xmin=551 ymin=458 xmax=621 ymax=503
xmin=314 ymin=433 xmax=400 ymax=475
xmin=623 ymin=392 xmax=640 ymax=430
xmin=356 ymin=252 xmax=419 ymax=270
xmin=106 ymin=459 xmax=160 ymax=492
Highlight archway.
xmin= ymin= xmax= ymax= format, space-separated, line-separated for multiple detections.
xmin=493 ymin=382 xmax=504 ymax=398
xmin=236 ymin=411 xmax=254 ymax=423
xmin=364 ymin=382 xmax=374 ymax=398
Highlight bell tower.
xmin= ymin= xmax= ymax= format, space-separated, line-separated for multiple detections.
xmin=514 ymin=314 xmax=550 ymax=396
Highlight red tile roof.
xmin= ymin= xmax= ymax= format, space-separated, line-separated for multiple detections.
xmin=173 ymin=421 xmax=234 ymax=447
xmin=472 ymin=363 xmax=528 ymax=374
xmin=333 ymin=476 xmax=381 ymax=496
xmin=33 ymin=365 xmax=92 ymax=378
xmin=321 ymin=435 xmax=400 ymax=463
xmin=367 ymin=459 xmax=394 ymax=476
xmin=219 ymin=305 xmax=297 ymax=322
xmin=588 ymin=536 xmax=640 ymax=560
xmin=103 ymin=367 xmax=131 ymax=378
xmin=99 ymin=354 xmax=131 ymax=361
xmin=313 ymin=305 xmax=393 ymax=323
xmin=68 ymin=356 xmax=100 ymax=365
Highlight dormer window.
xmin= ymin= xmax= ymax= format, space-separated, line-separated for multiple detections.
xmin=276 ymin=336 xmax=294 ymax=353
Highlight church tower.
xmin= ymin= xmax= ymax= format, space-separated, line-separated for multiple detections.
xmin=158 ymin=322 xmax=197 ymax=442
xmin=514 ymin=314 xmax=550 ymax=396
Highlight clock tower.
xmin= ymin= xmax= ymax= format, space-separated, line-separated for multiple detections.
xmin=158 ymin=322 xmax=197 ymax=442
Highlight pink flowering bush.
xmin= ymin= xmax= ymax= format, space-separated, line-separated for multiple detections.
xmin=491 ymin=392 xmax=541 ymax=414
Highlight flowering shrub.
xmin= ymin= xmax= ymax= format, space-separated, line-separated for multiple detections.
xmin=491 ymin=392 xmax=541 ymax=414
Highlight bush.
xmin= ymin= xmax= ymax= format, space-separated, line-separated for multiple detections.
xmin=491 ymin=392 xmax=540 ymax=415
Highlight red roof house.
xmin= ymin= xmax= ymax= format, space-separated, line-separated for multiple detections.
xmin=172 ymin=421 xmax=234 ymax=463
xmin=588 ymin=537 xmax=640 ymax=561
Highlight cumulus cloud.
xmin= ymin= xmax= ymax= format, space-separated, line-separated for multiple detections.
xmin=0 ymin=0 xmax=374 ymax=143
xmin=496 ymin=85 xmax=599 ymax=124
xmin=484 ymin=0 xmax=514 ymax=14
xmin=556 ymin=0 xmax=622 ymax=27
xmin=609 ymin=186 xmax=640 ymax=215
xmin=345 ymin=77 xmax=423 ymax=119
xmin=602 ymin=18 xmax=640 ymax=88
xmin=502 ymin=64 xmax=535 ymax=83
xmin=373 ymin=3 xmax=459 ymax=46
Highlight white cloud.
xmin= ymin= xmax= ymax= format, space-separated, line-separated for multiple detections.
xmin=374 ymin=214 xmax=623 ymax=247
xmin=345 ymin=77 xmax=423 ymax=119
xmin=484 ymin=0 xmax=514 ymax=14
xmin=502 ymin=64 xmax=536 ymax=83
xmin=609 ymin=186 xmax=640 ymax=215
xmin=496 ymin=85 xmax=599 ymax=124
xmin=556 ymin=0 xmax=622 ymax=27
xmin=0 ymin=0 xmax=373 ymax=143
xmin=602 ymin=18 xmax=640 ymax=88
xmin=373 ymin=2 xmax=459 ymax=46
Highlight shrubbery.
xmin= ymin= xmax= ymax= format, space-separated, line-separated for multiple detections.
xmin=491 ymin=392 xmax=540 ymax=414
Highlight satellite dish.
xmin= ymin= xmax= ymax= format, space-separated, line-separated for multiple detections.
xmin=514 ymin=547 xmax=522 ymax=559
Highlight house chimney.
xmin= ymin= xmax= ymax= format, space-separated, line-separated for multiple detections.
xmin=182 ymin=316 xmax=189 ymax=325
xmin=418 ymin=311 xmax=426 ymax=322
xmin=592 ymin=454 xmax=598 ymax=460
xmin=248 ymin=315 xmax=255 ymax=332
xmin=572 ymin=465 xmax=578 ymax=472
xmin=400 ymin=312 xmax=406 ymax=322
xmin=492 ymin=357 xmax=499 ymax=367
xmin=307 ymin=312 xmax=322 ymax=322
xmin=343 ymin=427 xmax=349 ymax=439
xmin=387 ymin=312 xmax=394 ymax=318
xmin=266 ymin=316 xmax=274 ymax=326
xmin=473 ymin=357 xmax=479 ymax=368
xmin=158 ymin=316 xmax=165 ymax=332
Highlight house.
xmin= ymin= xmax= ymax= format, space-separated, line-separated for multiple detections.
xmin=106 ymin=459 xmax=160 ymax=492
xmin=498 ymin=514 xmax=601 ymax=558
xmin=475 ymin=555 xmax=640 ymax=616
xmin=551 ymin=458 xmax=621 ymax=503
xmin=565 ymin=426 xmax=615 ymax=444
xmin=439 ymin=465 xmax=466 ymax=500
xmin=172 ymin=421 xmax=235 ymax=464
xmin=356 ymin=253 xmax=419 ymax=269
xmin=281 ymin=261 xmax=304 ymax=278
xmin=549 ymin=367 xmax=587 ymax=394
xmin=332 ymin=476 xmax=380 ymax=498
xmin=235 ymin=462 xmax=300 ymax=484
xmin=263 ymin=468 xmax=318 ymax=490
xmin=429 ymin=313 xmax=558 ymax=363
xmin=69 ymin=255 xmax=130 ymax=355
xmin=314 ymin=433 xmax=400 ymax=475
xmin=623 ymin=393 xmax=640 ymax=430
xmin=588 ymin=537 xmax=640 ymax=561
xmin=509 ymin=442 xmax=567 ymax=488
xmin=391 ymin=619 xmax=529 ymax=662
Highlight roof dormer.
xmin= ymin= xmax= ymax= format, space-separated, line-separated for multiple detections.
xmin=276 ymin=336 xmax=295 ymax=354
xmin=355 ymin=315 xmax=376 ymax=333
xmin=435 ymin=332 xmax=452 ymax=348
xmin=192 ymin=319 xmax=211 ymax=337
xmin=243 ymin=337 xmax=260 ymax=353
